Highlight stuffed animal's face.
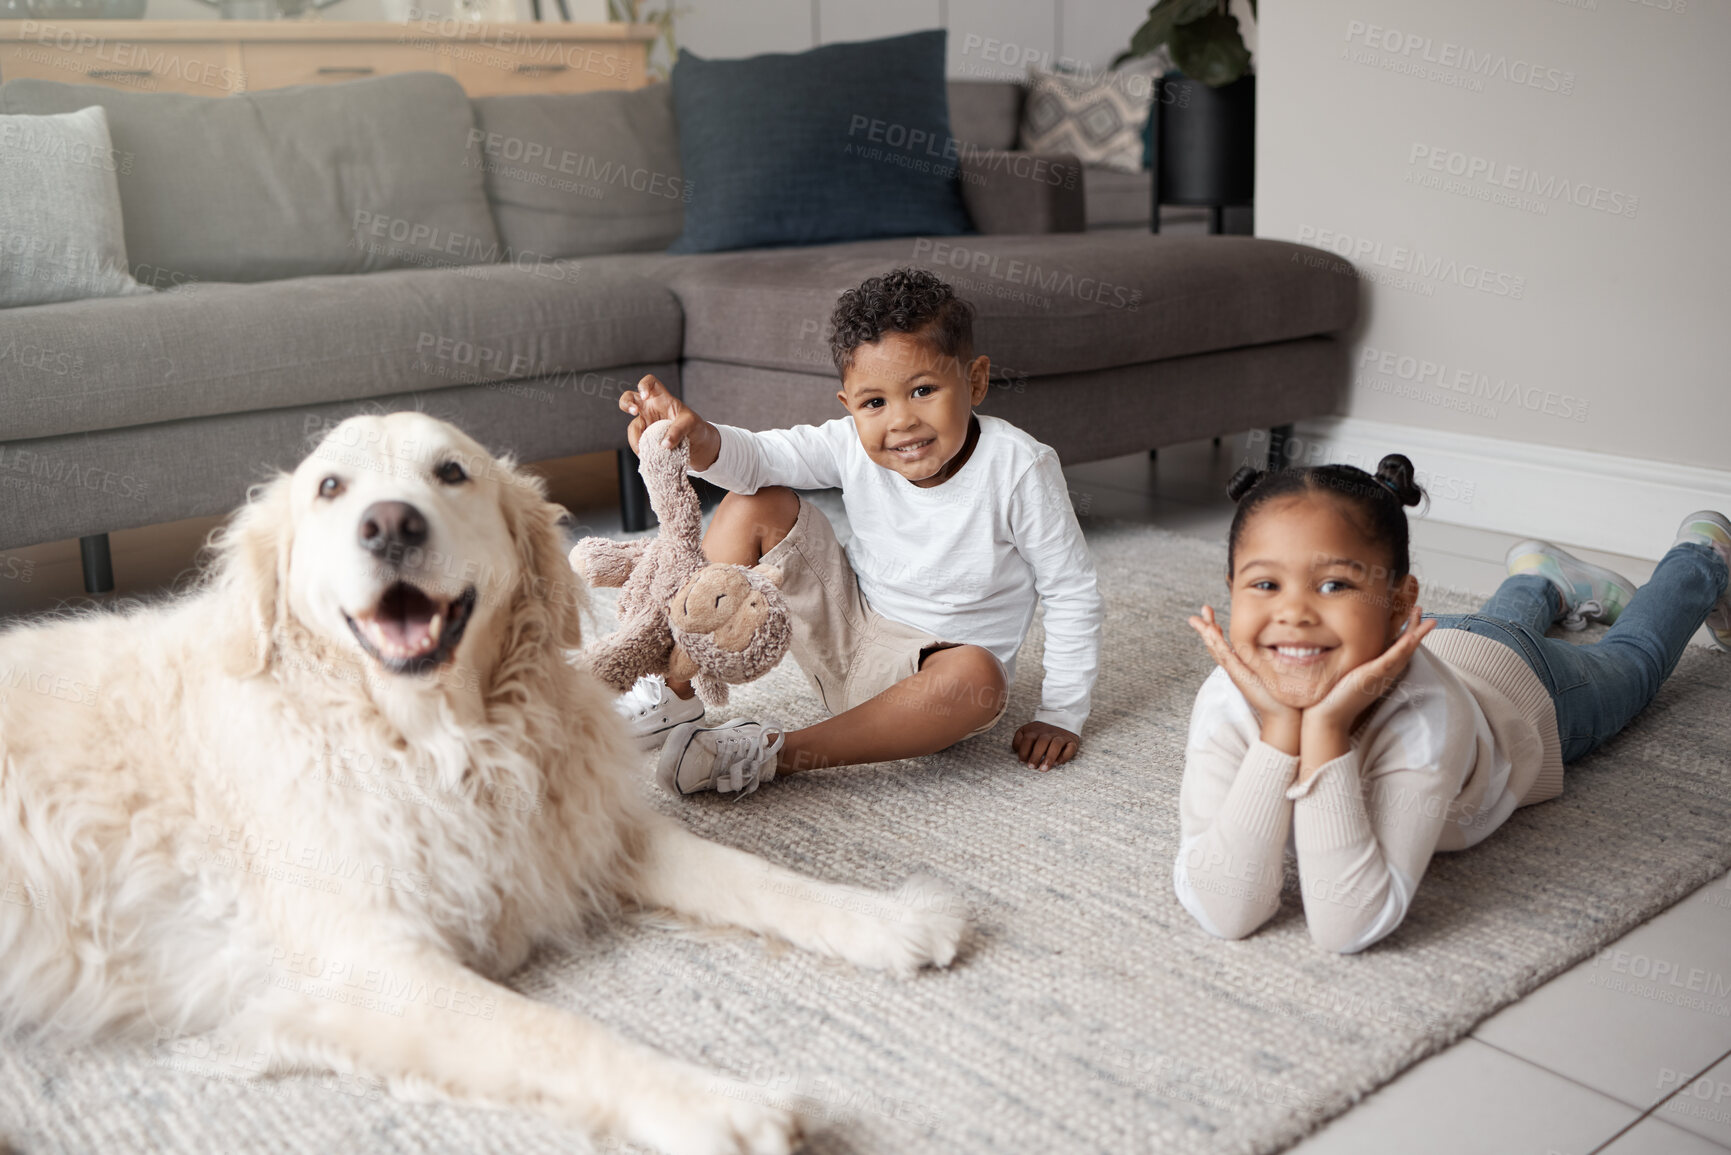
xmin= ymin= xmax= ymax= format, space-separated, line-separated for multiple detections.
xmin=668 ymin=563 xmax=791 ymax=684
xmin=670 ymin=565 xmax=773 ymax=651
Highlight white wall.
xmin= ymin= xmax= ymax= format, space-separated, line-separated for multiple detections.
xmin=134 ymin=0 xmax=1181 ymax=74
xmin=676 ymin=0 xmax=1254 ymax=78
xmin=1257 ymin=0 xmax=1731 ymax=555
xmin=132 ymin=0 xmax=1146 ymax=60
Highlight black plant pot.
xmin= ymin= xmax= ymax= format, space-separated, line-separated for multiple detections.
xmin=1149 ymin=72 xmax=1255 ymax=234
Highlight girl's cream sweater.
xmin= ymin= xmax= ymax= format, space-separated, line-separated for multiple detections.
xmin=1173 ymin=632 xmax=1563 ymax=953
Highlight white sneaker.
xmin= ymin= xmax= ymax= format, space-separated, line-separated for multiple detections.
xmin=1675 ymin=511 xmax=1731 ymax=652
xmin=1506 ymin=539 xmax=1636 ymax=631
xmin=656 ymin=719 xmax=785 ymax=797
xmin=615 ymin=676 xmax=705 ymax=753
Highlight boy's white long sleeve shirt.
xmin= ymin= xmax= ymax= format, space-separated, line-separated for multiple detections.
xmin=691 ymin=414 xmax=1104 ymax=734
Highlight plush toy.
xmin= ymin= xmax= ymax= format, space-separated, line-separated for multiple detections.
xmin=570 ymin=419 xmax=791 ymax=708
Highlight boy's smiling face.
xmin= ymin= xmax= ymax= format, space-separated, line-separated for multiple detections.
xmin=836 ymin=329 xmax=990 ymax=488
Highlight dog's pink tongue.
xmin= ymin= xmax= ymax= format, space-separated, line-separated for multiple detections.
xmin=376 ymin=616 xmax=435 ymax=657
xmin=370 ymin=585 xmax=442 ymax=659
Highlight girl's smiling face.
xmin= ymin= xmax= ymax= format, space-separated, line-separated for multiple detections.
xmin=1226 ymin=494 xmax=1419 ymax=710
xmin=837 ymin=331 xmax=991 ymax=487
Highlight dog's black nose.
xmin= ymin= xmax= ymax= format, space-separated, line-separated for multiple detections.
xmin=358 ymin=501 xmax=428 ymax=558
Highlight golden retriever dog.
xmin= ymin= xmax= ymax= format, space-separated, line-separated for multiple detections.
xmin=0 ymin=413 xmax=964 ymax=1155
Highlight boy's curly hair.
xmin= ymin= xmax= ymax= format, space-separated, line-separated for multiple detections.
xmin=828 ymin=267 xmax=975 ymax=378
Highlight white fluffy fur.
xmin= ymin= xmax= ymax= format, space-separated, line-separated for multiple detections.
xmin=0 ymin=414 xmax=964 ymax=1155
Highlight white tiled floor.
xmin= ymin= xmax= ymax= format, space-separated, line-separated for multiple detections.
xmin=1473 ymin=885 xmax=1731 ymax=1113
xmin=2 ymin=434 xmax=1727 ymax=1154
xmin=1279 ymin=1038 xmax=1642 ymax=1155
xmin=1604 ymin=1117 xmax=1731 ymax=1155
xmin=1064 ymin=438 xmax=1731 ymax=1155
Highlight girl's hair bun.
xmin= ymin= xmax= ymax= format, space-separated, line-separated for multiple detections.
xmin=1225 ymin=465 xmax=1264 ymax=503
xmin=1225 ymin=451 xmax=1427 ymax=581
xmin=1374 ymin=453 xmax=1424 ymax=508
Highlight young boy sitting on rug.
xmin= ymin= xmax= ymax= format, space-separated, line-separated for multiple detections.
xmin=609 ymin=267 xmax=1104 ymax=797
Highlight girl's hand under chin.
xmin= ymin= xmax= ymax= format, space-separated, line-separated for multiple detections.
xmin=1307 ymin=605 xmax=1435 ymax=729
xmin=1297 ymin=606 xmax=1436 ymax=774
xmin=1188 ymin=605 xmax=1303 ymax=756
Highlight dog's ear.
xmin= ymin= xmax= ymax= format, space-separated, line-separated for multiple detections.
xmin=210 ymin=473 xmax=293 ymax=679
xmin=499 ymin=463 xmax=587 ymax=653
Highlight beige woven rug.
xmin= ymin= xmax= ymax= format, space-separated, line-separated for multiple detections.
xmin=3 ymin=519 xmax=1729 ymax=1155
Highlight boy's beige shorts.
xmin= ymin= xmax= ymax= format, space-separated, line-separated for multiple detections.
xmin=760 ymin=498 xmax=1008 ymax=738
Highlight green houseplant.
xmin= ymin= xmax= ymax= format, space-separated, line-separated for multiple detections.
xmin=1116 ymin=0 xmax=1257 ymax=233
xmin=608 ymin=0 xmax=682 ymax=82
xmin=1115 ymin=0 xmax=1255 ymax=88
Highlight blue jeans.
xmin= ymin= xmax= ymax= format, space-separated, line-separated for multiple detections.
xmin=1425 ymin=542 xmax=1728 ymax=763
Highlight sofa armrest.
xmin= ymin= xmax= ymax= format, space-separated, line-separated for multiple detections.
xmin=957 ymin=150 xmax=1086 ymax=234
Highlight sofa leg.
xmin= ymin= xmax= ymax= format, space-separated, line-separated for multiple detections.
xmin=79 ymin=533 xmax=115 ymax=595
xmin=1148 ymin=448 xmax=1158 ymax=461
xmin=617 ymin=447 xmax=652 ymax=533
xmin=1267 ymin=424 xmax=1294 ymax=471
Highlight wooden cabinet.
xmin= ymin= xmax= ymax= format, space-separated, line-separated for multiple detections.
xmin=433 ymin=27 xmax=644 ymax=93
xmin=449 ymin=44 xmax=636 ymax=95
xmin=0 ymin=19 xmax=652 ymax=97
xmin=0 ymin=36 xmax=243 ymax=95
xmin=238 ymin=41 xmax=434 ymax=91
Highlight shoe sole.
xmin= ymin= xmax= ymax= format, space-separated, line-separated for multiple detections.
xmin=655 ymin=720 xmax=704 ymax=795
xmin=1680 ymin=511 xmax=1731 ymax=651
xmin=621 ymin=698 xmax=706 ymax=755
xmin=1680 ymin=510 xmax=1731 ymax=536
xmin=653 ymin=718 xmax=781 ymax=796
xmin=1506 ymin=538 xmax=1636 ymax=624
xmin=626 ymin=699 xmax=707 ymax=751
xmin=630 ymin=719 xmax=691 ymax=756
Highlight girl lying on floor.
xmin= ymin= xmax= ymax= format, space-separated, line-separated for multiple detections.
xmin=1174 ymin=454 xmax=1731 ymax=952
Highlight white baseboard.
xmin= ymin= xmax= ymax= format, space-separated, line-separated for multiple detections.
xmin=1282 ymin=417 xmax=1731 ymax=562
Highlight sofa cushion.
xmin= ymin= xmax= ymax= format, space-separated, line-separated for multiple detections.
xmin=0 ymin=363 xmax=681 ymax=552
xmin=667 ymin=31 xmax=972 ymax=254
xmin=959 ymin=149 xmax=1085 ymax=235
xmin=0 ymin=106 xmax=151 ymax=308
xmin=678 ymin=336 xmax=1345 ymax=463
xmin=1019 ymin=67 xmax=1154 ymax=175
xmin=1085 ymin=167 xmax=1153 ymax=229
xmin=0 ymin=73 xmax=499 ymax=285
xmin=0 ymin=263 xmax=681 ymax=442
xmin=587 ymin=233 xmax=1358 ymax=380
xmin=471 ymin=82 xmax=688 ymax=260
xmin=946 ymin=80 xmax=1022 ymax=151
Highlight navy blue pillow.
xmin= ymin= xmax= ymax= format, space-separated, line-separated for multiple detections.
xmin=668 ymin=31 xmax=973 ymax=254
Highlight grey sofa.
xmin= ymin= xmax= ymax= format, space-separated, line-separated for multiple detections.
xmin=0 ymin=70 xmax=1355 ymax=588
xmin=947 ymin=79 xmax=1160 ymax=231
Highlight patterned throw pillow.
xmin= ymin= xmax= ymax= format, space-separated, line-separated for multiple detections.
xmin=1018 ymin=66 xmax=1157 ymax=174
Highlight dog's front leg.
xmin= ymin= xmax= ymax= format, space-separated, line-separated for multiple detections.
xmin=238 ymin=941 xmax=799 ymax=1155
xmin=628 ymin=816 xmax=966 ymax=976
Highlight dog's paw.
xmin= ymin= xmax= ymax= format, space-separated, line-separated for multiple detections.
xmin=887 ymin=875 xmax=967 ymax=974
xmin=837 ymin=875 xmax=967 ymax=977
xmin=625 ymin=1080 xmax=803 ymax=1155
